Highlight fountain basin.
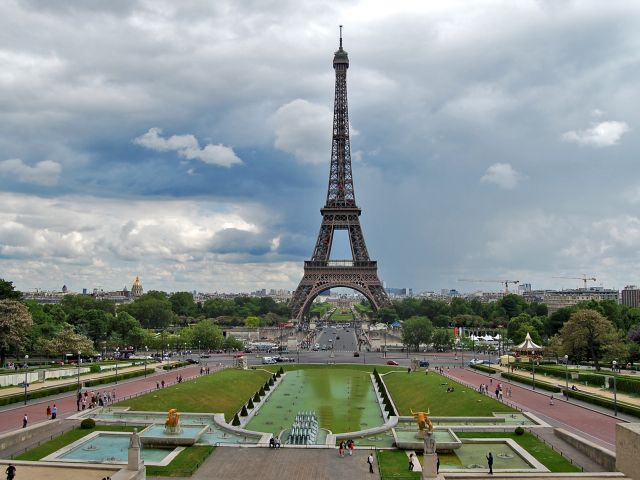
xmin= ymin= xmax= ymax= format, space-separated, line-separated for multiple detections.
xmin=393 ymin=428 xmax=461 ymax=451
xmin=140 ymin=424 xmax=209 ymax=447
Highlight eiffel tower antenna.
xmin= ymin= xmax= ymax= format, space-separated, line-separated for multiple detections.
xmin=289 ymin=30 xmax=389 ymax=320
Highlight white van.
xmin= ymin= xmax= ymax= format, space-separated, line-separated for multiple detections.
xmin=262 ymin=357 xmax=277 ymax=364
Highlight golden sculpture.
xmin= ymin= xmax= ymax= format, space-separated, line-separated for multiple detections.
xmin=410 ymin=408 xmax=433 ymax=432
xmin=165 ymin=409 xmax=180 ymax=430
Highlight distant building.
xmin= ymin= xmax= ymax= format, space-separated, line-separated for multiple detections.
xmin=131 ymin=276 xmax=144 ymax=297
xmin=524 ymin=287 xmax=619 ymax=315
xmin=622 ymin=286 xmax=640 ymax=308
xmin=517 ymin=283 xmax=531 ymax=294
xmin=385 ymin=287 xmax=407 ymax=296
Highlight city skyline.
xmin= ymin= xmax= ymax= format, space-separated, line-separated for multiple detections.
xmin=1 ymin=1 xmax=639 ymax=293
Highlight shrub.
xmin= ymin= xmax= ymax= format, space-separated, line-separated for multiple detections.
xmin=470 ymin=364 xmax=497 ymax=374
xmin=89 ymin=364 xmax=101 ymax=373
xmin=80 ymin=418 xmax=96 ymax=429
xmin=254 ymin=392 xmax=261 ymax=402
xmin=514 ymin=426 xmax=524 ymax=436
xmin=232 ymin=413 xmax=240 ymax=426
xmin=259 ymin=387 xmax=265 ymax=396
xmin=500 ymin=372 xmax=561 ymax=393
xmin=240 ymin=405 xmax=248 ymax=417
xmin=247 ymin=398 xmax=254 ymax=409
xmin=264 ymin=382 xmax=270 ymax=391
xmin=278 ymin=367 xmax=284 ymax=375
xmin=268 ymin=377 xmax=274 ymax=386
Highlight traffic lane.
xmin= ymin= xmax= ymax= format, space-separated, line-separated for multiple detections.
xmin=446 ymin=367 xmax=618 ymax=449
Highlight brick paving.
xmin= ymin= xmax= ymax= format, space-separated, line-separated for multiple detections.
xmin=154 ymin=446 xmax=380 ymax=480
xmin=444 ymin=367 xmax=622 ymax=450
xmin=0 ymin=363 xmax=221 ymax=433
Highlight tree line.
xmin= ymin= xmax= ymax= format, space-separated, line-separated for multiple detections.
xmin=0 ymin=278 xmax=291 ymax=364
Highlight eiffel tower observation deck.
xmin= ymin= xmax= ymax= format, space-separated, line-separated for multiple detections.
xmin=289 ymin=27 xmax=389 ymax=320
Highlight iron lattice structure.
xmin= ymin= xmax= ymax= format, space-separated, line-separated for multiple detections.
xmin=289 ymin=33 xmax=389 ymax=320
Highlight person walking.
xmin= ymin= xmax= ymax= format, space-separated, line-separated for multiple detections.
xmin=22 ymin=414 xmax=28 ymax=429
xmin=437 ymin=455 xmax=440 ymax=473
xmin=367 ymin=453 xmax=375 ymax=474
xmin=486 ymin=452 xmax=494 ymax=474
xmin=338 ymin=440 xmax=345 ymax=457
xmin=5 ymin=463 xmax=17 ymax=480
xmin=51 ymin=404 xmax=57 ymax=420
xmin=348 ymin=439 xmax=354 ymax=456
xmin=549 ymin=395 xmax=554 ymax=406
xmin=46 ymin=405 xmax=51 ymax=419
xmin=409 ymin=453 xmax=415 ymax=471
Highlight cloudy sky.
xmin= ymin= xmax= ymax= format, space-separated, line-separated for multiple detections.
xmin=2 ymin=0 xmax=639 ymax=294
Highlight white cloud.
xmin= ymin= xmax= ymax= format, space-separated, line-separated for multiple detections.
xmin=133 ymin=128 xmax=242 ymax=167
xmin=272 ymin=99 xmax=333 ymax=164
xmin=480 ymin=163 xmax=524 ymax=190
xmin=562 ymin=121 xmax=630 ymax=147
xmin=0 ymin=158 xmax=61 ymax=186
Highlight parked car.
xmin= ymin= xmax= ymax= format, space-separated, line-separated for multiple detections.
xmin=419 ymin=360 xmax=430 ymax=368
xmin=386 ymin=360 xmax=399 ymax=366
xmin=186 ymin=358 xmax=200 ymax=364
xmin=353 ymin=352 xmax=360 ymax=357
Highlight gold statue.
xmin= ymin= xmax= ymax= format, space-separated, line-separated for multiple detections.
xmin=165 ymin=408 xmax=180 ymax=429
xmin=410 ymin=408 xmax=433 ymax=432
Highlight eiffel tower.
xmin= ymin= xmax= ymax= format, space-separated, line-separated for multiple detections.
xmin=289 ymin=28 xmax=389 ymax=320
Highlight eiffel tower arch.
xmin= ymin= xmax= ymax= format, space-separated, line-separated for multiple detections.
xmin=290 ymin=29 xmax=389 ymax=320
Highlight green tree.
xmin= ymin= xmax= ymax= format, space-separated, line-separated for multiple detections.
xmin=121 ymin=292 xmax=174 ymax=329
xmin=181 ymin=319 xmax=224 ymax=350
xmin=559 ymin=309 xmax=619 ymax=370
xmin=223 ymin=335 xmax=244 ymax=351
xmin=169 ymin=292 xmax=198 ymax=317
xmin=431 ymin=328 xmax=454 ymax=350
xmin=0 ymin=279 xmax=22 ymax=300
xmin=109 ymin=312 xmax=146 ymax=347
xmin=0 ymin=300 xmax=33 ymax=364
xmin=245 ymin=316 xmax=263 ymax=327
xmin=41 ymin=323 xmax=96 ymax=357
xmin=401 ymin=316 xmax=433 ymax=352
xmin=377 ymin=306 xmax=399 ymax=323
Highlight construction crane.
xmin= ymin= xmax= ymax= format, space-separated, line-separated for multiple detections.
xmin=552 ymin=275 xmax=596 ymax=289
xmin=458 ymin=279 xmax=520 ymax=294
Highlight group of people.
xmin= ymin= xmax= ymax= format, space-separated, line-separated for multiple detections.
xmin=337 ymin=439 xmax=355 ymax=457
xmin=268 ymin=437 xmax=281 ymax=448
xmin=478 ymin=382 xmax=511 ymax=400
xmin=74 ymin=389 xmax=116 ymax=411
xmin=44 ymin=404 xmax=58 ymax=420
xmin=199 ymin=366 xmax=211 ymax=375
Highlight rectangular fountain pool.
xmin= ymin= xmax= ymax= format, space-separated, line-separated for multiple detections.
xmin=43 ymin=432 xmax=179 ymax=466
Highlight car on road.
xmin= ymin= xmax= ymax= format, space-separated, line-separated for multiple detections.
xmin=386 ymin=360 xmax=399 ymax=366
xmin=336 ymin=336 xmax=340 ymax=340
xmin=419 ymin=360 xmax=430 ymax=368
xmin=186 ymin=358 xmax=200 ymax=364
xmin=353 ymin=352 xmax=360 ymax=357
xmin=321 ymin=345 xmax=327 ymax=350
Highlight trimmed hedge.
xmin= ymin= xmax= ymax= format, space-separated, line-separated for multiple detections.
xmin=500 ymin=372 xmax=561 ymax=393
xmin=231 ymin=413 xmax=240 ymax=426
xmin=470 ymin=364 xmax=497 ymax=374
xmin=563 ymin=388 xmax=640 ymax=418
xmin=80 ymin=418 xmax=96 ymax=429
xmin=0 ymin=368 xmax=148 ymax=407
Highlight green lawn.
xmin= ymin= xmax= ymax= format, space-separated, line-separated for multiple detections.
xmin=117 ymin=368 xmax=272 ymax=421
xmin=330 ymin=309 xmax=354 ymax=321
xmin=146 ymin=445 xmax=215 ymax=477
xmin=15 ymin=425 xmax=141 ymax=460
xmin=384 ymin=371 xmax=516 ymax=416
xmin=377 ymin=449 xmax=420 ymax=480
xmin=455 ymin=432 xmax=581 ymax=472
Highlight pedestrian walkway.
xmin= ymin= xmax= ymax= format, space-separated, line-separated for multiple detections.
xmin=153 ymin=446 xmax=379 ymax=480
xmin=493 ymin=364 xmax=640 ymax=407
xmin=444 ymin=368 xmax=623 ymax=450
xmin=0 ymin=361 xmax=163 ymax=399
xmin=0 ymin=363 xmax=222 ymax=434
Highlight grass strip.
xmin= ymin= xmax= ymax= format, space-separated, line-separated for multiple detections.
xmin=377 ymin=449 xmax=420 ymax=480
xmin=146 ymin=445 xmax=215 ymax=477
xmin=117 ymin=368 xmax=271 ymax=422
xmin=384 ymin=371 xmax=516 ymax=416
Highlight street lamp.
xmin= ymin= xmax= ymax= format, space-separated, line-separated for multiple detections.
xmin=77 ymin=350 xmax=82 ymax=395
xmin=613 ymin=360 xmax=618 ymax=417
xmin=564 ymin=355 xmax=569 ymax=400
xmin=23 ymin=354 xmax=29 ymax=405
xmin=144 ymin=346 xmax=149 ymax=378
xmin=532 ymin=358 xmax=536 ymax=391
xmin=115 ymin=347 xmax=119 ymax=384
